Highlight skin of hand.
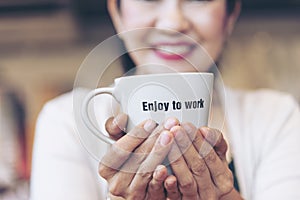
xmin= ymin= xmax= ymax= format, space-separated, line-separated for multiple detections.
xmin=104 ymin=114 xmax=242 ymax=200
xmin=101 ymin=115 xmax=181 ymax=199
xmin=167 ymin=123 xmax=243 ymax=200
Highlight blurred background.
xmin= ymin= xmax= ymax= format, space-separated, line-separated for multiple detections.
xmin=0 ymin=0 xmax=299 ymax=199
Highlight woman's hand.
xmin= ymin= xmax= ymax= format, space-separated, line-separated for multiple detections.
xmin=101 ymin=117 xmax=181 ymax=199
xmin=167 ymin=123 xmax=243 ymax=200
xmin=105 ymin=113 xmax=128 ymax=141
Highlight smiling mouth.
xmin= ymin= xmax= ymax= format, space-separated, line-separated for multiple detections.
xmin=152 ymin=43 xmax=196 ymax=60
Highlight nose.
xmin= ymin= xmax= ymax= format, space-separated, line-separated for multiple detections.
xmin=155 ymin=3 xmax=190 ymax=33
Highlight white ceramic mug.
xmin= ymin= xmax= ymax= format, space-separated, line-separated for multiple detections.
xmin=81 ymin=72 xmax=214 ymax=145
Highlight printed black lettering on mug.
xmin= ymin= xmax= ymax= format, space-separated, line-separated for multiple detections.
xmin=172 ymin=101 xmax=182 ymax=110
xmin=184 ymin=99 xmax=204 ymax=109
xmin=142 ymin=101 xmax=170 ymax=112
xmin=142 ymin=99 xmax=205 ymax=112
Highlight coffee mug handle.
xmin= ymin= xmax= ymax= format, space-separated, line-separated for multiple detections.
xmin=81 ymin=88 xmax=115 ymax=145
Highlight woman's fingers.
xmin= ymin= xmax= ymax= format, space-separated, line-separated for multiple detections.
xmin=101 ymin=118 xmax=179 ymax=199
xmin=120 ymin=117 xmax=179 ymax=174
xmin=171 ymin=125 xmax=216 ymax=200
xmin=182 ymin=124 xmax=233 ymax=196
xmin=168 ymin=142 xmax=198 ymax=199
xmin=100 ymin=119 xmax=158 ymax=198
xmin=105 ymin=113 xmax=128 ymax=140
xmin=125 ymin=118 xmax=179 ymax=199
xmin=101 ymin=117 xmax=181 ymax=199
xmin=165 ymin=175 xmax=181 ymax=200
xmin=200 ymin=127 xmax=228 ymax=162
xmin=99 ymin=119 xmax=157 ymax=180
xmin=135 ymin=117 xmax=179 ymax=156
xmin=203 ymin=147 xmax=233 ymax=195
xmin=199 ymin=128 xmax=234 ymax=195
xmin=147 ymin=165 xmax=168 ymax=200
xmin=110 ymin=125 xmax=164 ymax=196
xmin=129 ymin=131 xmax=174 ymax=199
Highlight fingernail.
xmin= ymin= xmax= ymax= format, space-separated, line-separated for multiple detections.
xmin=144 ymin=120 xmax=157 ymax=133
xmin=166 ymin=180 xmax=175 ymax=187
xmin=164 ymin=118 xmax=178 ymax=130
xmin=160 ymin=131 xmax=172 ymax=146
xmin=166 ymin=177 xmax=177 ymax=188
xmin=200 ymin=127 xmax=210 ymax=138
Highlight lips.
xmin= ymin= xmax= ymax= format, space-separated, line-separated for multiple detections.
xmin=151 ymin=42 xmax=196 ymax=60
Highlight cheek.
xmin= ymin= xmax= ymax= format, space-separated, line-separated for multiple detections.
xmin=190 ymin=5 xmax=228 ymax=41
xmin=120 ymin=2 xmax=154 ymax=30
xmin=190 ymin=6 xmax=228 ymax=60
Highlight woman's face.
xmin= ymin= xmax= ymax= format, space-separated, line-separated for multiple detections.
xmin=108 ymin=0 xmax=239 ymax=73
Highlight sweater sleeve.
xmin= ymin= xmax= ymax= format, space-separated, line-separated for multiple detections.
xmin=227 ymin=89 xmax=300 ymax=200
xmin=250 ymin=93 xmax=300 ymax=200
xmin=30 ymin=96 xmax=107 ymax=200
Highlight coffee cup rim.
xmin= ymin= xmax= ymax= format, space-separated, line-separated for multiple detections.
xmin=115 ymin=72 xmax=213 ymax=82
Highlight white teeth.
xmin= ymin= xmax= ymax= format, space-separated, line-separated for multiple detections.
xmin=156 ymin=45 xmax=191 ymax=55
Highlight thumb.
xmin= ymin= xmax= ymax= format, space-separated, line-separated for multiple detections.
xmin=105 ymin=113 xmax=128 ymax=140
